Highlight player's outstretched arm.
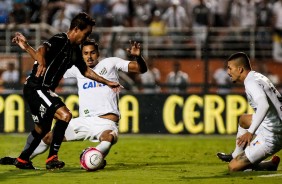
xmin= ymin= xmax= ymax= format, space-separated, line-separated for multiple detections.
xmin=83 ymin=67 xmax=121 ymax=91
xmin=12 ymin=32 xmax=46 ymax=77
xmin=12 ymin=32 xmax=37 ymax=60
xmin=127 ymin=40 xmax=148 ymax=74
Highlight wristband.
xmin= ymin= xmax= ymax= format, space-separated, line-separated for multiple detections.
xmin=136 ymin=55 xmax=147 ymax=73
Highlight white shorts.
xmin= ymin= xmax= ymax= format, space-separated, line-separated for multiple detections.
xmin=64 ymin=116 xmax=118 ymax=143
xmin=245 ymin=128 xmax=282 ymax=164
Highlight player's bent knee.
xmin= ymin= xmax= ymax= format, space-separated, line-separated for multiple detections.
xmin=228 ymin=163 xmax=240 ymax=172
xmin=228 ymin=162 xmax=245 ymax=172
xmin=99 ymin=130 xmax=118 ymax=144
xmin=239 ymin=114 xmax=252 ymax=129
xmin=110 ymin=131 xmax=118 ymax=145
xmin=56 ymin=107 xmax=73 ymax=122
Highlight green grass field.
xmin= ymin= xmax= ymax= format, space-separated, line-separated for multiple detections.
xmin=0 ymin=134 xmax=282 ymax=184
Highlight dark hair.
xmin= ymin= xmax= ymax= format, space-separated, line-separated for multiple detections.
xmin=70 ymin=12 xmax=96 ymax=31
xmin=82 ymin=39 xmax=99 ymax=52
xmin=227 ymin=52 xmax=252 ymax=70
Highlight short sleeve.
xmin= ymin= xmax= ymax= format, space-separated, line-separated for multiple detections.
xmin=73 ymin=46 xmax=87 ymax=75
xmin=43 ymin=33 xmax=67 ymax=50
xmin=64 ymin=66 xmax=79 ymax=79
xmin=113 ymin=57 xmax=130 ymax=72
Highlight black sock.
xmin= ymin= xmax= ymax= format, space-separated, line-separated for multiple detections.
xmin=48 ymin=120 xmax=68 ymax=158
xmin=19 ymin=130 xmax=43 ymax=161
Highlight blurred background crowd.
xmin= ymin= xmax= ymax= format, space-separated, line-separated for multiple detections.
xmin=0 ymin=0 xmax=280 ymax=30
xmin=0 ymin=0 xmax=282 ymax=94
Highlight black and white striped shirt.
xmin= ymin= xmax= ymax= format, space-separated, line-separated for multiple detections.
xmin=26 ymin=33 xmax=87 ymax=91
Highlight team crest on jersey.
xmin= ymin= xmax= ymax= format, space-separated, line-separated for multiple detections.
xmin=84 ymin=109 xmax=89 ymax=114
xmin=99 ymin=67 xmax=107 ymax=75
xmin=39 ymin=104 xmax=47 ymax=118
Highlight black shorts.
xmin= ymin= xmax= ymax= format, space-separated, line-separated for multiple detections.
xmin=23 ymin=85 xmax=65 ymax=127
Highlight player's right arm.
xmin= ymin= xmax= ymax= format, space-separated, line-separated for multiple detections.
xmin=237 ymin=81 xmax=269 ymax=147
xmin=35 ymin=46 xmax=47 ymax=77
xmin=83 ymin=66 xmax=121 ymax=91
xmin=12 ymin=32 xmax=46 ymax=77
xmin=126 ymin=41 xmax=148 ymax=74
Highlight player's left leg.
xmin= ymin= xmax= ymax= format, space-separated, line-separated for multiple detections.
xmin=30 ymin=132 xmax=53 ymax=159
xmin=217 ymin=114 xmax=252 ymax=162
xmin=85 ymin=116 xmax=118 ymax=169
xmin=0 ymin=126 xmax=52 ymax=166
xmin=95 ymin=129 xmax=118 ymax=169
xmin=46 ymin=106 xmax=71 ymax=170
xmin=96 ymin=129 xmax=118 ymax=157
xmin=64 ymin=116 xmax=118 ymax=169
xmin=229 ymin=131 xmax=281 ymax=172
xmin=64 ymin=116 xmax=119 ymax=158
xmin=233 ymin=114 xmax=252 ymax=156
xmin=15 ymin=122 xmax=50 ymax=169
xmin=228 ymin=152 xmax=252 ymax=171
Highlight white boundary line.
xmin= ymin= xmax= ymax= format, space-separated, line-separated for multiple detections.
xmin=258 ymin=174 xmax=282 ymax=178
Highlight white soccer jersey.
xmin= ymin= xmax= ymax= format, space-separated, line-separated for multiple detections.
xmin=273 ymin=1 xmax=282 ymax=29
xmin=244 ymin=71 xmax=282 ymax=135
xmin=63 ymin=57 xmax=130 ymax=118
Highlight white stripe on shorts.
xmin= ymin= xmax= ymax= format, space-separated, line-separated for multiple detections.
xmin=37 ymin=90 xmax=52 ymax=106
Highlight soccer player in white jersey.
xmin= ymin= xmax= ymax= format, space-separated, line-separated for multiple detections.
xmin=0 ymin=33 xmax=147 ymax=168
xmin=217 ymin=52 xmax=282 ymax=171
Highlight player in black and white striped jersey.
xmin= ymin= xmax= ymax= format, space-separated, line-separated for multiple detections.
xmin=7 ymin=12 xmax=120 ymax=170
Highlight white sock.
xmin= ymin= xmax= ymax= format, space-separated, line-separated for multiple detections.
xmin=30 ymin=140 xmax=49 ymax=160
xmin=95 ymin=141 xmax=111 ymax=157
xmin=232 ymin=125 xmax=248 ymax=158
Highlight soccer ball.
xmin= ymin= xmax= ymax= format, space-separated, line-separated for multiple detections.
xmin=80 ymin=147 xmax=104 ymax=171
